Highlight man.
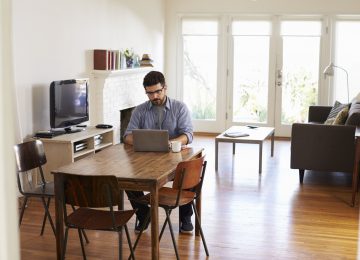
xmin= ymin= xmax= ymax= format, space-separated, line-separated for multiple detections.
xmin=124 ymin=71 xmax=194 ymax=233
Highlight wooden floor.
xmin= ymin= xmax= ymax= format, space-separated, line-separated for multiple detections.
xmin=20 ymin=135 xmax=359 ymax=259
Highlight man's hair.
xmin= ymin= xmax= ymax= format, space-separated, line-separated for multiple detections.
xmin=143 ymin=71 xmax=166 ymax=88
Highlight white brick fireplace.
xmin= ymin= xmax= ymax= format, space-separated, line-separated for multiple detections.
xmin=90 ymin=68 xmax=151 ymax=143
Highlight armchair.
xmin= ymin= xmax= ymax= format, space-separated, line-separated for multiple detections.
xmin=291 ymin=105 xmax=356 ymax=184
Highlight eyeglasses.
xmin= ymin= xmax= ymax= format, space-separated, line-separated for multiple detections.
xmin=145 ymin=86 xmax=165 ymax=96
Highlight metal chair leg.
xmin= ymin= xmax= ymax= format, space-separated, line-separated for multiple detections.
xmin=81 ymin=229 xmax=90 ymax=244
xmin=19 ymin=196 xmax=28 ymax=227
xmin=159 ymin=209 xmax=172 ymax=241
xmin=40 ymin=197 xmax=51 ymax=235
xmin=78 ymin=228 xmax=87 ymax=260
xmin=40 ymin=197 xmax=56 ymax=236
xmin=131 ymin=212 xmax=150 ymax=254
xmin=124 ymin=225 xmax=136 ymax=260
xmin=192 ymin=202 xmax=209 ymax=256
xmin=165 ymin=209 xmax=180 ymax=260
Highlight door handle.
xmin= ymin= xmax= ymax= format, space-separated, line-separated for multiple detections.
xmin=276 ymin=69 xmax=282 ymax=87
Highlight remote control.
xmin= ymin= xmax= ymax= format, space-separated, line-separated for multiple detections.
xmin=96 ymin=124 xmax=113 ymax=129
xmin=246 ymin=125 xmax=259 ymax=129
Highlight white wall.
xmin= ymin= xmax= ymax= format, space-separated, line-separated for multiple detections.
xmin=12 ymin=0 xmax=165 ymax=139
xmin=164 ymin=0 xmax=360 ymax=98
xmin=1 ymin=0 xmax=20 ymax=258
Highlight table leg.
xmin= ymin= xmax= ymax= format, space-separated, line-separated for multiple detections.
xmin=271 ymin=132 xmax=274 ymax=157
xmin=351 ymin=137 xmax=360 ymax=207
xmin=54 ymin=174 xmax=64 ymax=260
xmin=259 ymin=142 xmax=263 ymax=174
xmin=215 ymin=140 xmax=219 ymax=171
xmin=233 ymin=143 xmax=236 ymax=155
xmin=150 ymin=184 xmax=160 ymax=259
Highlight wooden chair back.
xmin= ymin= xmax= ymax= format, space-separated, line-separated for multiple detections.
xmin=14 ymin=140 xmax=47 ymax=172
xmin=62 ymin=174 xmax=121 ymax=209
xmin=14 ymin=140 xmax=48 ymax=190
xmin=172 ymin=156 xmax=206 ymax=191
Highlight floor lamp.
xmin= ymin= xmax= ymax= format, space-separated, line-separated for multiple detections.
xmin=323 ymin=62 xmax=350 ymax=103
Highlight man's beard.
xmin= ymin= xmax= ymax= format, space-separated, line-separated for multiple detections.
xmin=151 ymin=99 xmax=161 ymax=105
xmin=151 ymin=96 xmax=165 ymax=105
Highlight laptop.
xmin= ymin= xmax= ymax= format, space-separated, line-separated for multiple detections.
xmin=132 ymin=129 xmax=169 ymax=152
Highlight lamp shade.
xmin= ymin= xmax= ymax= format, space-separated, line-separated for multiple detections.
xmin=323 ymin=62 xmax=334 ymax=76
xmin=323 ymin=62 xmax=350 ymax=103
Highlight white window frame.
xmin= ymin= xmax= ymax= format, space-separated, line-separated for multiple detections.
xmin=175 ymin=14 xmax=357 ymax=135
xmin=177 ymin=15 xmax=227 ymax=133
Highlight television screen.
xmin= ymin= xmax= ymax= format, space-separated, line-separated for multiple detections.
xmin=50 ymin=79 xmax=89 ymax=129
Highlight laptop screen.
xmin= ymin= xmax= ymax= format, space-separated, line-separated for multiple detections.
xmin=132 ymin=129 xmax=169 ymax=152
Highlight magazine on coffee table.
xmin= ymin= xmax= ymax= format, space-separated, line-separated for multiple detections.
xmin=224 ymin=131 xmax=249 ymax=138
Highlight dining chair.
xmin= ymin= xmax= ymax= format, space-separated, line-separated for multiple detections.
xmin=61 ymin=174 xmax=136 ymax=260
xmin=131 ymin=156 xmax=209 ymax=260
xmin=14 ymin=139 xmax=56 ymax=236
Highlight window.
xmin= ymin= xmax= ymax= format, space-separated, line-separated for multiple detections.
xmin=280 ymin=20 xmax=321 ymax=123
xmin=334 ymin=20 xmax=360 ymax=103
xmin=182 ymin=19 xmax=218 ymax=120
xmin=177 ymin=15 xmax=359 ymax=136
xmin=231 ymin=20 xmax=271 ymax=123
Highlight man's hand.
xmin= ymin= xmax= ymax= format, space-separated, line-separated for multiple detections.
xmin=169 ymin=134 xmax=189 ymax=146
xmin=124 ymin=134 xmax=134 ymax=145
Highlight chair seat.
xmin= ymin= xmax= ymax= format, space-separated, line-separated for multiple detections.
xmin=22 ymin=182 xmax=54 ymax=197
xmin=136 ymin=187 xmax=196 ymax=208
xmin=67 ymin=208 xmax=135 ymax=230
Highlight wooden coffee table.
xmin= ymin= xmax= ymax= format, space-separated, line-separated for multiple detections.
xmin=215 ymin=126 xmax=275 ymax=173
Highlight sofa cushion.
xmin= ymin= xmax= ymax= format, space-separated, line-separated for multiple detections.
xmin=345 ymin=99 xmax=360 ymax=126
xmin=324 ymin=101 xmax=349 ymax=125
xmin=351 ymin=92 xmax=360 ymax=103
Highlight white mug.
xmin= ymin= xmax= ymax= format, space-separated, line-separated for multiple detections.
xmin=170 ymin=141 xmax=182 ymax=153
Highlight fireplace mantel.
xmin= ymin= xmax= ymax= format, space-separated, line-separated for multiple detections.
xmin=92 ymin=67 xmax=152 ymax=78
xmin=90 ymin=67 xmax=152 ymax=143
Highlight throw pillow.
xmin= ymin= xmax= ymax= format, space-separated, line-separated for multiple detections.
xmin=333 ymin=106 xmax=349 ymax=125
xmin=324 ymin=101 xmax=349 ymax=125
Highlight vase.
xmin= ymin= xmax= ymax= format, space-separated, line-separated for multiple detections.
xmin=126 ymin=57 xmax=134 ymax=68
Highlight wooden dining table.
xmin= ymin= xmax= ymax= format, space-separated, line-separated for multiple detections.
xmin=52 ymin=143 xmax=204 ymax=260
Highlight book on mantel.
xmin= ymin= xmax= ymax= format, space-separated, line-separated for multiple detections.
xmin=94 ymin=49 xmax=122 ymax=70
xmin=93 ymin=49 xmax=108 ymax=70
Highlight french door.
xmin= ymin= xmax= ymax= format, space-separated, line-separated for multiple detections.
xmin=273 ymin=18 xmax=323 ymax=136
xmin=228 ymin=18 xmax=275 ymax=129
xmin=180 ymin=17 xmax=226 ymax=133
xmin=180 ymin=16 xmax=324 ymax=136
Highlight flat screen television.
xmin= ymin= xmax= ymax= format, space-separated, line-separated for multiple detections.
xmin=50 ymin=79 xmax=89 ymax=132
